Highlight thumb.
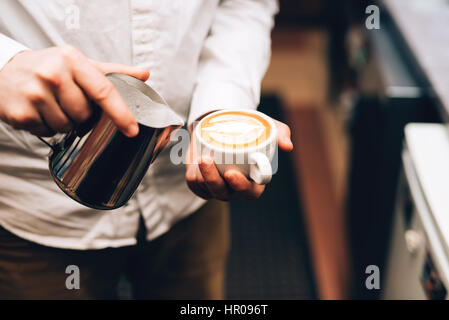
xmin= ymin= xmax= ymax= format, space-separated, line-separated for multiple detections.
xmin=274 ymin=120 xmax=293 ymax=152
xmin=88 ymin=59 xmax=150 ymax=81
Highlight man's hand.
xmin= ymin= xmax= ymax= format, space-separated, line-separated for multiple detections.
xmin=0 ymin=45 xmax=150 ymax=137
xmin=185 ymin=118 xmax=293 ymax=201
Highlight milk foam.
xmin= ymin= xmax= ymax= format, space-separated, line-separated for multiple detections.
xmin=202 ymin=114 xmax=267 ymax=145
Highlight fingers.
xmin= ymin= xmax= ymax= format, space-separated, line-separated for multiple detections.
xmin=89 ymin=60 xmax=150 ymax=82
xmin=198 ymin=156 xmax=231 ymax=201
xmin=0 ymin=45 xmax=149 ymax=138
xmin=185 ymin=161 xmax=266 ymax=201
xmin=3 ymin=79 xmax=73 ymax=135
xmin=35 ymin=87 xmax=74 ymax=133
xmin=3 ymin=99 xmax=52 ymax=136
xmin=185 ymin=129 xmax=213 ymax=199
xmin=28 ymin=115 xmax=55 ymax=137
xmin=70 ymin=54 xmax=139 ymax=137
xmin=224 ymin=169 xmax=265 ymax=200
xmin=274 ymin=119 xmax=293 ymax=152
xmin=55 ymin=75 xmax=91 ymax=124
xmin=185 ymin=163 xmax=212 ymax=200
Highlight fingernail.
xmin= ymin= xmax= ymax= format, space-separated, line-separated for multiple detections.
xmin=126 ymin=123 xmax=139 ymax=137
xmin=201 ymin=157 xmax=213 ymax=166
xmin=142 ymin=69 xmax=150 ymax=79
xmin=225 ymin=172 xmax=235 ymax=183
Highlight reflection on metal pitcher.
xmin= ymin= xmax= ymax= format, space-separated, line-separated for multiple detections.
xmin=43 ymin=73 xmax=184 ymax=210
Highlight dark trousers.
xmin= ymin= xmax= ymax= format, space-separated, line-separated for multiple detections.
xmin=0 ymin=200 xmax=229 ymax=299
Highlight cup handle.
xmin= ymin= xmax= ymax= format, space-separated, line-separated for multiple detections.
xmin=249 ymin=152 xmax=272 ymax=185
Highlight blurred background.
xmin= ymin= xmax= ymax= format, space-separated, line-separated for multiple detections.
xmin=226 ymin=0 xmax=449 ymax=300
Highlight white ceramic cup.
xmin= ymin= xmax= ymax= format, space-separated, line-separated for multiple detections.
xmin=195 ymin=109 xmax=277 ymax=185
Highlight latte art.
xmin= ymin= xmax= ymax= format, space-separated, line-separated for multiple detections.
xmin=203 ymin=120 xmax=265 ymax=144
xmin=199 ymin=111 xmax=271 ymax=149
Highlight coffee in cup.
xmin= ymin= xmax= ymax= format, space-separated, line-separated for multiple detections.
xmin=195 ymin=109 xmax=277 ymax=184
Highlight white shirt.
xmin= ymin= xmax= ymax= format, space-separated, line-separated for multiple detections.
xmin=0 ymin=0 xmax=276 ymax=249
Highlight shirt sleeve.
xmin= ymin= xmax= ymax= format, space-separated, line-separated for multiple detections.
xmin=187 ymin=0 xmax=278 ymax=125
xmin=0 ymin=33 xmax=29 ymax=70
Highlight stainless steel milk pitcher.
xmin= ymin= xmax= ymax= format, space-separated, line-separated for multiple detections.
xmin=42 ymin=73 xmax=184 ymax=210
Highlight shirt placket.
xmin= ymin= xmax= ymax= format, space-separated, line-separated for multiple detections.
xmin=129 ymin=0 xmax=158 ymax=72
xmin=125 ymin=0 xmax=160 ymax=230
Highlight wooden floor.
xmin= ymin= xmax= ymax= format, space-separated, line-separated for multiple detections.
xmin=262 ymin=28 xmax=351 ymax=299
xmin=226 ymin=96 xmax=317 ymax=300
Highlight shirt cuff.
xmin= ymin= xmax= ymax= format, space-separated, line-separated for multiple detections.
xmin=188 ymin=80 xmax=258 ymax=125
xmin=0 ymin=34 xmax=29 ymax=70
